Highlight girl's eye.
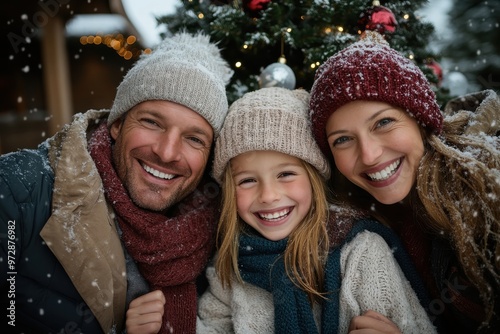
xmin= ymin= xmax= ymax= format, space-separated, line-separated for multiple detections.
xmin=237 ymin=178 xmax=255 ymax=185
xmin=278 ymin=171 xmax=295 ymax=178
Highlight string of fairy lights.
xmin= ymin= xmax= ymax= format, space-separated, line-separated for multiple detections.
xmin=79 ymin=33 xmax=151 ymax=60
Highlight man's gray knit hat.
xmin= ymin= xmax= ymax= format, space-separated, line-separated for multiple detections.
xmin=108 ymin=32 xmax=233 ymax=136
xmin=213 ymin=87 xmax=330 ymax=184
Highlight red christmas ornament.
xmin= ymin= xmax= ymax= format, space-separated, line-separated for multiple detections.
xmin=358 ymin=1 xmax=398 ymax=34
xmin=426 ymin=59 xmax=443 ymax=87
xmin=244 ymin=0 xmax=271 ymax=12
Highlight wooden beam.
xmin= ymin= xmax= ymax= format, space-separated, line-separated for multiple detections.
xmin=41 ymin=16 xmax=73 ymax=135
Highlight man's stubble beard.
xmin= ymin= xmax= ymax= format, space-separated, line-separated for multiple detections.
xmin=112 ymin=143 xmax=202 ymax=212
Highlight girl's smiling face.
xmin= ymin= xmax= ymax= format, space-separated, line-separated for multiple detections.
xmin=325 ymin=100 xmax=424 ymax=204
xmin=231 ymin=150 xmax=312 ymax=241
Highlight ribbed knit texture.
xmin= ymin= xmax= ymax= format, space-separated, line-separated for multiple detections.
xmin=310 ymin=31 xmax=443 ymax=157
xmin=108 ymin=32 xmax=233 ymax=136
xmin=89 ymin=122 xmax=218 ymax=334
xmin=213 ymin=87 xmax=330 ymax=183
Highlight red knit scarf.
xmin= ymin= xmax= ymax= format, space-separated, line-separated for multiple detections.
xmin=89 ymin=122 xmax=218 ymax=333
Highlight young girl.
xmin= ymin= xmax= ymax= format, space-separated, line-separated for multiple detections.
xmin=309 ymin=31 xmax=500 ymax=333
xmin=126 ymin=87 xmax=437 ymax=333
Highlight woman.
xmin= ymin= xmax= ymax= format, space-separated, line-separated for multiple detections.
xmin=309 ymin=31 xmax=500 ymax=333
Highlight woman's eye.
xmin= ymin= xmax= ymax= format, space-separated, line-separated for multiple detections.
xmin=376 ymin=118 xmax=394 ymax=128
xmin=332 ymin=136 xmax=350 ymax=146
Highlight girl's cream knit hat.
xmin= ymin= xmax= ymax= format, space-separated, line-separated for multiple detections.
xmin=213 ymin=87 xmax=330 ymax=184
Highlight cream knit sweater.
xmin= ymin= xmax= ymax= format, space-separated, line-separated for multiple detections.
xmin=197 ymin=230 xmax=436 ymax=333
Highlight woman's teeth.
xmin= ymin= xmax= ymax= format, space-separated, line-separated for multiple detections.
xmin=367 ymin=159 xmax=400 ymax=181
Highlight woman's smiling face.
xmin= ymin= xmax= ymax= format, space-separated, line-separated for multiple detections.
xmin=325 ymin=100 xmax=424 ymax=204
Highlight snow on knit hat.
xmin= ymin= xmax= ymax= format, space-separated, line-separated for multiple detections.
xmin=108 ymin=31 xmax=233 ymax=137
xmin=212 ymin=87 xmax=330 ymax=184
xmin=309 ymin=31 xmax=443 ymax=157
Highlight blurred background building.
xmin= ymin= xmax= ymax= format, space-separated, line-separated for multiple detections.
xmin=0 ymin=0 xmax=149 ymax=153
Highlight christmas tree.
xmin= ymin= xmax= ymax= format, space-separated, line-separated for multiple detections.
xmin=443 ymin=0 xmax=500 ymax=93
xmin=158 ymin=0 xmax=449 ymax=105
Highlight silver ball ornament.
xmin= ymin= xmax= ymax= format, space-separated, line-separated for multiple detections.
xmin=442 ymin=71 xmax=468 ymax=96
xmin=259 ymin=58 xmax=296 ymax=90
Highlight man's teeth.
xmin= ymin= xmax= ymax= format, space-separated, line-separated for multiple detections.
xmin=259 ymin=208 xmax=290 ymax=221
xmin=367 ymin=160 xmax=400 ymax=181
xmin=143 ymin=164 xmax=175 ymax=180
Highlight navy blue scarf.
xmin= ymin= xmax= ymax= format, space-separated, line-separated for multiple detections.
xmin=238 ymin=218 xmax=430 ymax=334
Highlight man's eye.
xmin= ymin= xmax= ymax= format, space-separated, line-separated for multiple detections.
xmin=188 ymin=137 xmax=203 ymax=144
xmin=141 ymin=119 xmax=159 ymax=127
xmin=187 ymin=136 xmax=208 ymax=147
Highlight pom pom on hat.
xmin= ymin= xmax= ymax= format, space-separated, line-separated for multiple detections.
xmin=310 ymin=31 xmax=443 ymax=157
xmin=108 ymin=31 xmax=234 ymax=137
xmin=213 ymin=87 xmax=330 ymax=184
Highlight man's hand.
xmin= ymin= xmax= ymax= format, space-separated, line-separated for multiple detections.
xmin=126 ymin=290 xmax=166 ymax=334
xmin=349 ymin=310 xmax=402 ymax=334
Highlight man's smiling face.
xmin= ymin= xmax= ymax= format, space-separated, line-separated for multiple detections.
xmin=110 ymin=100 xmax=213 ymax=212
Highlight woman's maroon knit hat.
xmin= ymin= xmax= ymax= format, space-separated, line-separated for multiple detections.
xmin=309 ymin=31 xmax=443 ymax=157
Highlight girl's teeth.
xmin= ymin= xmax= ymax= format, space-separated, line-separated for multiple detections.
xmin=367 ymin=159 xmax=400 ymax=181
xmin=259 ymin=209 xmax=290 ymax=221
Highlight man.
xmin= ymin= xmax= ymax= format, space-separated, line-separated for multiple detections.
xmin=0 ymin=32 xmax=233 ymax=333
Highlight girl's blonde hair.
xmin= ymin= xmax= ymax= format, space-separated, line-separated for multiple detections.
xmin=215 ymin=158 xmax=330 ymax=303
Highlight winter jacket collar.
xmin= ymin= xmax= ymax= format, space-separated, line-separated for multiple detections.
xmin=40 ymin=110 xmax=127 ymax=333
